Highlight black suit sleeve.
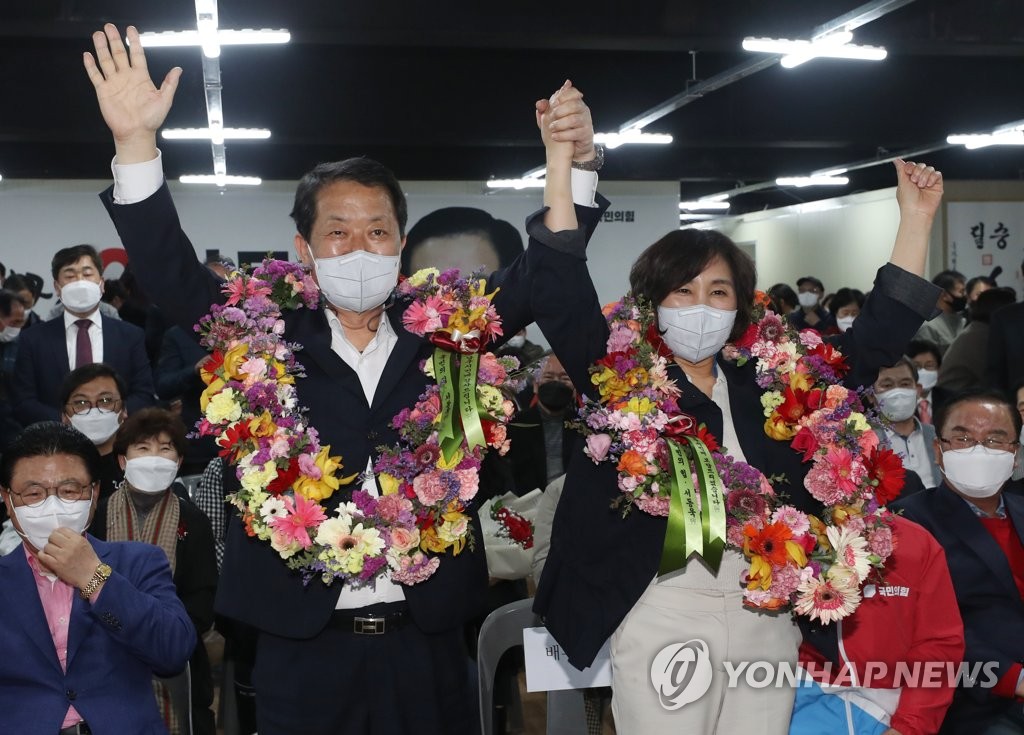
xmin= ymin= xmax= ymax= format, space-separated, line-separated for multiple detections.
xmin=121 ymin=323 xmax=157 ymax=415
xmin=985 ymin=311 xmax=1011 ymax=393
xmin=100 ymin=183 xmax=225 ymax=335
xmin=11 ymin=328 xmax=60 ymax=425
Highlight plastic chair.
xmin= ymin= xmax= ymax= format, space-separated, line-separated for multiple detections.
xmin=157 ymin=662 xmax=193 ymax=735
xmin=477 ymin=599 xmax=588 ymax=735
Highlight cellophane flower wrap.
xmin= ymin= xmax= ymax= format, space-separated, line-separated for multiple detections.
xmin=372 ymin=267 xmax=523 ymax=584
xmin=573 ymin=293 xmax=903 ymax=623
xmin=196 ymin=260 xmax=520 ymax=588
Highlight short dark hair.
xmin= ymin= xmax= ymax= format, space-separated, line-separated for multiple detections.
xmin=402 ymin=207 xmax=524 ymax=274
xmin=878 ymin=355 xmax=919 ymax=383
xmin=51 ymin=245 xmax=103 ymax=281
xmin=768 ymin=283 xmax=798 ymax=312
xmin=965 ymin=275 xmax=996 ymax=298
xmin=0 ymin=422 xmax=102 ymax=488
xmin=934 ymin=389 xmax=1022 ymax=439
xmin=969 ymin=287 xmax=1016 ymax=324
xmin=113 ymin=407 xmax=187 ymax=458
xmin=59 ymin=364 xmax=127 ymax=410
xmin=932 ymin=269 xmax=966 ymax=292
xmin=0 ymin=289 xmax=22 ymax=319
xmin=102 ymin=278 xmax=129 ymax=305
xmin=907 ymin=339 xmax=943 ymax=369
xmin=796 ymin=276 xmax=825 ymax=293
xmin=629 ymin=228 xmax=757 ymax=342
xmin=289 ymin=158 xmax=408 ymax=243
xmin=830 ymin=287 xmax=866 ymax=314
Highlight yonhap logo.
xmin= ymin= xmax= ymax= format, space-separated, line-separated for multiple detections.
xmin=650 ymin=639 xmax=714 ymax=710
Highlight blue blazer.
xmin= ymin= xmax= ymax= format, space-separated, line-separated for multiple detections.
xmin=11 ymin=313 xmax=156 ymax=425
xmin=0 ymin=536 xmax=197 ymax=735
xmin=101 ymin=182 xmax=608 ymax=639
xmin=894 ymin=482 xmax=1024 ymax=733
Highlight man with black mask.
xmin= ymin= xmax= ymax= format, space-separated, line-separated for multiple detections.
xmin=915 ymin=269 xmax=967 ymax=356
xmin=503 ymin=354 xmax=579 ymax=495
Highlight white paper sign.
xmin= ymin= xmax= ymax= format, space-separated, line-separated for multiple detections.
xmin=947 ymin=202 xmax=1024 ymax=288
xmin=523 ymin=627 xmax=612 ymax=692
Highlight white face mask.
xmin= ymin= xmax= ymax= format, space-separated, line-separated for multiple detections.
xmin=124 ymin=456 xmax=180 ymax=494
xmin=798 ymin=292 xmax=819 ymax=309
xmin=308 ymin=246 xmax=400 ymax=314
xmin=941 ymin=444 xmax=1017 ymax=498
xmin=917 ymin=368 xmax=938 ymax=392
xmin=878 ymin=387 xmax=919 ymax=423
xmin=70 ymin=409 xmax=121 ymax=445
xmin=657 ymin=305 xmax=737 ymax=364
xmin=506 ymin=334 xmax=526 ymax=349
xmin=836 ymin=316 xmax=856 ymax=332
xmin=0 ymin=325 xmax=20 ymax=342
xmin=11 ymin=495 xmax=93 ymax=551
xmin=59 ymin=280 xmax=103 ymax=314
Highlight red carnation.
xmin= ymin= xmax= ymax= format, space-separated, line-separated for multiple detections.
xmin=645 ymin=324 xmax=675 ymax=359
xmin=734 ymin=324 xmax=759 ymax=351
xmin=791 ymin=427 xmax=820 ymax=462
xmin=266 ymin=457 xmax=301 ymax=495
xmin=866 ymin=446 xmax=906 ymax=505
xmin=810 ymin=343 xmax=850 ymax=378
xmin=696 ymin=425 xmax=720 ymax=453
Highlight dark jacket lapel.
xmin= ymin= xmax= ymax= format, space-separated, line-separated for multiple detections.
xmin=288 ymin=308 xmax=367 ymax=407
xmin=0 ymin=546 xmax=65 ymax=674
xmin=936 ymin=483 xmax=1021 ymax=599
xmin=370 ymin=305 xmax=426 ymax=414
xmin=45 ymin=316 xmax=72 ymax=373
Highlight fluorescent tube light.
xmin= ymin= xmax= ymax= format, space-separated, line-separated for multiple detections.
xmin=947 ymin=131 xmax=1024 ymax=149
xmin=486 ymin=178 xmax=546 ymax=190
xmin=179 ymin=175 xmax=262 ymax=186
xmin=139 ymin=29 xmax=290 ymax=48
xmin=743 ymin=32 xmax=886 ymax=68
xmin=775 ymin=175 xmax=849 ymax=187
xmin=679 ymin=201 xmax=730 ymax=210
xmin=162 ymin=128 xmax=272 ymax=140
xmin=594 ymin=130 xmax=673 ymax=150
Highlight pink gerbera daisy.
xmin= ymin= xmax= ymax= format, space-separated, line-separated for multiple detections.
xmin=267 ymin=493 xmax=327 ymax=549
xmin=793 ymin=575 xmax=860 ymax=624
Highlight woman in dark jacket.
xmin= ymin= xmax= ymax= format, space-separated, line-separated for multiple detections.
xmin=534 ymin=160 xmax=945 ymax=734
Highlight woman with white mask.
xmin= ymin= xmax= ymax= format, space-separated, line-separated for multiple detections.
xmin=59 ymin=363 xmax=128 ymax=499
xmin=91 ymin=407 xmax=218 ymax=735
xmin=535 ymin=159 xmax=946 ymax=735
xmin=829 ymin=287 xmax=866 ymax=334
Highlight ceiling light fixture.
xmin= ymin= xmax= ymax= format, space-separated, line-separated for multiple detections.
xmin=679 ymin=201 xmax=730 ymax=210
xmin=486 ymin=178 xmax=546 ymax=190
xmin=139 ymin=29 xmax=291 ymax=53
xmin=742 ymin=30 xmax=886 ymax=68
xmin=947 ymin=130 xmax=1024 ymax=149
xmin=775 ymin=175 xmax=850 ymax=187
xmin=179 ymin=174 xmax=262 ymax=186
xmin=594 ymin=130 xmax=673 ymax=150
xmin=162 ymin=128 xmax=272 ymax=140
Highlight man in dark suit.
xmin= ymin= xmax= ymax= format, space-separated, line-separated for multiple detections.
xmin=0 ymin=422 xmax=195 ymax=735
xmin=12 ymin=243 xmax=155 ymax=425
xmin=86 ymin=24 xmax=604 ymax=735
xmin=894 ymin=389 xmax=1024 ymax=734
xmin=985 ymin=259 xmax=1024 ymax=395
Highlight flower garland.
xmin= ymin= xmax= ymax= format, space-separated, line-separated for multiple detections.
xmin=573 ymin=294 xmax=904 ymax=623
xmin=196 ymin=261 xmax=519 ymax=587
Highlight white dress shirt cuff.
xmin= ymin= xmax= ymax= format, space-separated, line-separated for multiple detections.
xmin=570 ymin=168 xmax=599 ymax=208
xmin=111 ymin=150 xmax=165 ymax=205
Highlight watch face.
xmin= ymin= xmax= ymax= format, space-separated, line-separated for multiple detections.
xmin=98 ymin=563 xmax=112 ymax=577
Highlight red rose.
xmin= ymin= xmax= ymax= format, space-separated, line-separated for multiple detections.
xmin=791 ymin=427 xmax=819 ymax=463
xmin=266 ymin=457 xmax=301 ymax=495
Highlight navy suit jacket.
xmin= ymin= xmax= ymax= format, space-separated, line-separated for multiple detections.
xmin=12 ymin=313 xmax=156 ymax=425
xmin=0 ymin=536 xmax=196 ymax=735
xmin=101 ymin=182 xmax=608 ymax=639
xmin=533 ymin=260 xmax=942 ymax=668
xmin=894 ymin=482 xmax=1024 ymax=733
xmin=985 ymin=301 xmax=1024 ymax=395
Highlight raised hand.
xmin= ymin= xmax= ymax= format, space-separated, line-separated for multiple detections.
xmin=83 ymin=24 xmax=182 ymax=163
xmin=535 ymin=81 xmax=580 ymax=164
xmin=893 ymin=159 xmax=943 ymax=220
xmin=36 ymin=527 xmax=104 ymax=592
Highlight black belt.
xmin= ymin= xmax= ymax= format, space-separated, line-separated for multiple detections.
xmin=329 ymin=605 xmax=409 ymax=635
xmin=59 ymin=723 xmax=91 ymax=735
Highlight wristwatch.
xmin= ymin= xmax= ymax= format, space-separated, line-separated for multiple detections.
xmin=80 ymin=563 xmax=112 ymax=600
xmin=571 ymin=143 xmax=604 ymax=172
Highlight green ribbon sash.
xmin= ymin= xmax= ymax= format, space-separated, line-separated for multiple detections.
xmin=434 ymin=347 xmax=490 ymax=463
xmin=658 ymin=436 xmax=727 ymax=575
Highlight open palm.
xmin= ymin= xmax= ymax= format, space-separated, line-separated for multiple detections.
xmin=84 ymin=24 xmax=181 ymax=143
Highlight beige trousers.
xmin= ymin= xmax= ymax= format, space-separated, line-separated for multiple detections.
xmin=610 ymin=552 xmax=802 ymax=735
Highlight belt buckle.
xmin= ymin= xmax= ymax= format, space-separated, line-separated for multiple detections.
xmin=353 ymin=616 xmax=386 ymax=635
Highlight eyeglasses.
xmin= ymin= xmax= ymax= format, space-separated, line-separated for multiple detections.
xmin=8 ymin=480 xmax=95 ymax=508
xmin=939 ymin=436 xmax=1020 ymax=452
xmin=64 ymin=397 xmax=122 ymax=416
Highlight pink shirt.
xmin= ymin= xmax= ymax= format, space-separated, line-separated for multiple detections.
xmin=24 ymin=546 xmax=83 ymax=728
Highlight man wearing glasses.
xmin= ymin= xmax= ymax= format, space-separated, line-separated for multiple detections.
xmin=0 ymin=422 xmax=194 ymax=735
xmin=895 ymin=390 xmax=1024 ymax=734
xmin=58 ymin=364 xmax=129 ymax=500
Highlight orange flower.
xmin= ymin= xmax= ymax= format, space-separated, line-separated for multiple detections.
xmin=764 ymin=414 xmax=798 ymax=441
xmin=617 ymin=450 xmax=650 ymax=478
xmin=743 ymin=522 xmax=795 ymax=567
xmin=754 ymin=290 xmax=773 ymax=308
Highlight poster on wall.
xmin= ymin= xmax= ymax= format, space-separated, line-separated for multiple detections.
xmin=947 ymin=202 xmax=1024 ymax=292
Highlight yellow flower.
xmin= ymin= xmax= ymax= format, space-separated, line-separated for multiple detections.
xmin=223 ymin=343 xmax=250 ymax=381
xmin=423 ymin=356 xmax=436 ymax=379
xmin=205 ymin=388 xmax=243 ymax=424
xmin=199 ymin=377 xmax=226 ymax=412
xmin=407 ymin=267 xmax=440 ymax=287
xmin=419 ymin=526 xmax=448 ymax=554
xmin=240 ymin=461 xmax=279 ymax=495
xmin=477 ymin=384 xmax=504 ymax=415
xmin=847 ymin=412 xmax=871 ymax=433
xmin=746 ymin=555 xmax=773 ymax=591
xmin=788 ymin=371 xmax=813 ymax=393
xmin=378 ymin=472 xmax=400 ymax=496
xmin=625 ymin=396 xmax=656 ymax=416
xmin=248 ymin=411 xmax=277 ymax=438
xmin=764 ymin=414 xmax=797 ymax=441
xmin=761 ymin=390 xmax=785 ymax=418
xmin=437 ymin=448 xmax=464 ymax=470
xmin=293 ymin=445 xmax=356 ymax=502
xmin=268 ymin=359 xmax=294 ymax=385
